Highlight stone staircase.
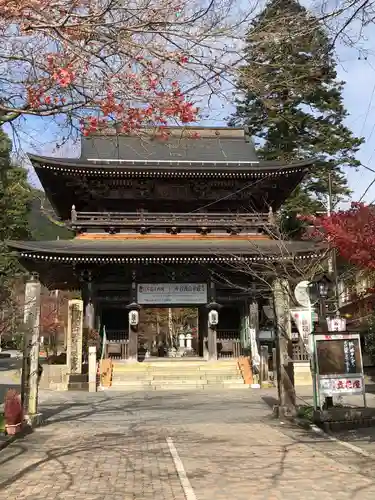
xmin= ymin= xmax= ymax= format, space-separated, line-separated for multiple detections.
xmin=109 ymin=359 xmax=250 ymax=391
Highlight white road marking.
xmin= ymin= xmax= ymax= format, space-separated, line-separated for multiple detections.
xmin=310 ymin=423 xmax=374 ymax=458
xmin=166 ymin=437 xmax=197 ymax=500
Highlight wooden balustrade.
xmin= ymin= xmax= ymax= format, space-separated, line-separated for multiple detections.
xmin=70 ymin=210 xmax=271 ymax=229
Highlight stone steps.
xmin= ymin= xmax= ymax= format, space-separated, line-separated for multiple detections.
xmin=112 ymin=371 xmax=241 ymax=380
xmin=108 ymin=383 xmax=252 ymax=391
xmin=109 ymin=360 xmax=248 ymax=391
xmin=112 ymin=364 xmax=240 ymax=372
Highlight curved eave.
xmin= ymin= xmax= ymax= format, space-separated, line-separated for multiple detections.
xmin=28 ymin=153 xmax=316 ymax=178
xmin=8 ymin=239 xmax=324 ymax=265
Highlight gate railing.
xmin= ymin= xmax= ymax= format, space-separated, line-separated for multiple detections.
xmin=217 ymin=329 xmax=243 ymax=358
xmin=103 ymin=328 xmax=245 ymax=359
xmin=104 ymin=330 xmax=129 ymax=359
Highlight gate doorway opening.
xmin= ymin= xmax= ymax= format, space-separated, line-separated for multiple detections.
xmin=100 ymin=303 xmax=243 ymax=361
xmin=138 ymin=307 xmax=199 ymax=358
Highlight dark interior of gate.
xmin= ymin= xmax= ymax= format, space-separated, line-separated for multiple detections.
xmin=100 ymin=304 xmax=241 ymax=359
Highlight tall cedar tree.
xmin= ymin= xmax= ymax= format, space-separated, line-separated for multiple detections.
xmin=229 ymin=0 xmax=363 ymax=235
xmin=0 ymin=128 xmax=31 ymax=301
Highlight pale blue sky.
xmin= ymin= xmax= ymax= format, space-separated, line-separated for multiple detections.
xmin=333 ymin=41 xmax=375 ymax=205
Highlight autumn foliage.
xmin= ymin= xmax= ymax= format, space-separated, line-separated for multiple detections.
xmin=0 ymin=0 xmax=241 ymax=136
xmin=308 ymin=203 xmax=375 ymax=269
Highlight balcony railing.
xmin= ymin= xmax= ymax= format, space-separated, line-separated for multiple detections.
xmin=70 ymin=210 xmax=272 ymax=232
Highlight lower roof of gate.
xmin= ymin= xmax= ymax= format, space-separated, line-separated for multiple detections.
xmin=8 ymin=236 xmax=323 ymax=290
xmin=8 ymin=236 xmax=321 ymax=260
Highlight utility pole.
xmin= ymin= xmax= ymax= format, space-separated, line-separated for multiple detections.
xmin=327 ymin=172 xmax=340 ymax=315
xmin=168 ymin=307 xmax=173 ymax=348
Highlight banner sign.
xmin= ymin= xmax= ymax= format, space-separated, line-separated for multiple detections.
xmin=290 ymin=307 xmax=312 ymax=354
xmin=137 ymin=283 xmax=207 ymax=305
xmin=249 ymin=327 xmax=260 ymax=368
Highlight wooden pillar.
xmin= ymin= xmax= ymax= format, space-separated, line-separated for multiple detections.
xmin=207 ymin=277 xmax=218 ymax=361
xmin=249 ymin=300 xmax=259 ymax=334
xmin=82 ymin=270 xmax=95 ymax=330
xmin=128 ymin=324 xmax=138 ymax=361
xmin=127 ymin=271 xmax=138 ymax=361
xmin=198 ymin=307 xmax=208 ymax=359
xmin=67 ymin=299 xmax=84 ymax=374
xmin=22 ymin=275 xmax=41 ymax=417
xmin=207 ymin=324 xmax=217 ymax=360
xmin=260 ymin=345 xmax=269 ymax=386
xmin=239 ymin=300 xmax=248 ymax=349
xmin=273 ymin=278 xmax=296 ymax=413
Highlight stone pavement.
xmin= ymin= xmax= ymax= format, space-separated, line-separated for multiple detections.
xmin=0 ymin=355 xmax=22 ymax=405
xmin=1 ymin=389 xmax=375 ymax=499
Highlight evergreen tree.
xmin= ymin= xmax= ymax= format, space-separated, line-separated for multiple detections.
xmin=29 ymin=189 xmax=73 ymax=241
xmin=0 ymin=128 xmax=32 ymax=301
xmin=229 ymin=0 xmax=363 ymax=236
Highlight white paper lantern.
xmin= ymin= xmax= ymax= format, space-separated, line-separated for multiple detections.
xmin=129 ymin=310 xmax=139 ymax=326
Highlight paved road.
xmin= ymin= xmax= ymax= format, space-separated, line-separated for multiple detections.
xmin=1 ymin=389 xmax=375 ymax=499
xmin=0 ymin=355 xmax=22 ymax=407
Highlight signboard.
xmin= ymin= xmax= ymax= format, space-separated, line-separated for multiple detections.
xmin=327 ymin=317 xmax=346 ymax=332
xmin=319 ymin=377 xmax=363 ymax=395
xmin=294 ymin=281 xmax=311 ymax=308
xmin=316 ymin=336 xmax=361 ymax=375
xmin=314 ymin=332 xmax=366 ymax=405
xmin=137 ymin=283 xmax=207 ymax=305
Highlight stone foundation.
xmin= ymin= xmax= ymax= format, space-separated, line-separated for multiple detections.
xmin=293 ymin=362 xmax=312 ymax=386
xmin=39 ymin=364 xmax=69 ymax=391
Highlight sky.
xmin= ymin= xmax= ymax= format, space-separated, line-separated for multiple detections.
xmin=334 ymin=43 xmax=375 ymax=205
xmin=5 ymin=8 xmax=375 ymax=206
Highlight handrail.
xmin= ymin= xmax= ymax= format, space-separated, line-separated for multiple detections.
xmin=71 ymin=210 xmax=272 ymax=227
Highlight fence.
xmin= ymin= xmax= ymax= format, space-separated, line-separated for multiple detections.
xmin=217 ymin=329 xmax=244 ymax=358
xmin=104 ymin=330 xmax=128 ymax=359
xmin=103 ymin=328 xmax=245 ymax=360
xmin=292 ymin=342 xmax=309 ymax=362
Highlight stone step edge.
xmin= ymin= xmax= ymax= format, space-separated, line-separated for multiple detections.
xmin=111 ymin=374 xmax=243 ymax=380
xmin=112 ymin=364 xmax=239 ymax=371
xmin=111 ymin=379 xmax=245 ymax=386
xmin=106 ymin=384 xmax=252 ymax=391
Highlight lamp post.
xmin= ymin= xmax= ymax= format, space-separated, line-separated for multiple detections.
xmin=206 ymin=301 xmax=221 ymax=360
xmin=308 ymin=274 xmax=331 ymax=332
xmin=126 ymin=302 xmax=140 ymax=361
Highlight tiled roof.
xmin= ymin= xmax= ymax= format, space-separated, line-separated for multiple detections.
xmin=8 ymin=237 xmax=321 ymax=259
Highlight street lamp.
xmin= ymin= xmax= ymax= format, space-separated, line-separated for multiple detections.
xmin=307 ymin=274 xmax=330 ymax=301
xmin=308 ymin=274 xmax=332 ymax=331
